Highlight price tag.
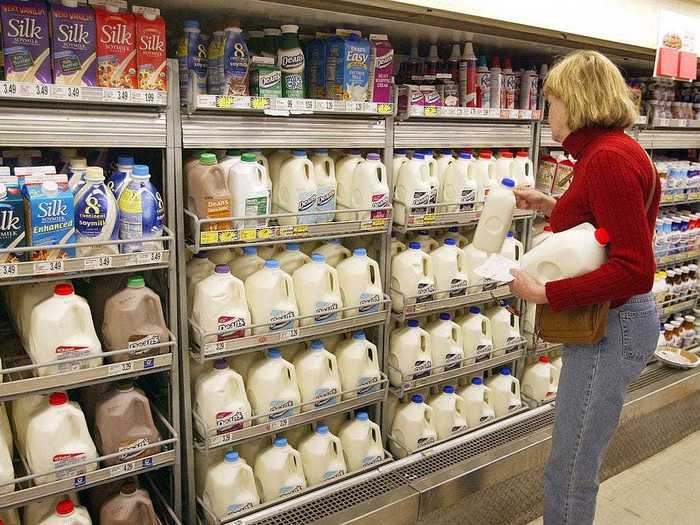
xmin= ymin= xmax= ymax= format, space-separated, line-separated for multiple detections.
xmin=658 ymin=118 xmax=671 ymax=127
xmin=200 ymin=231 xmax=218 ymax=245
xmin=279 ymin=328 xmax=299 ymax=341
xmin=136 ymin=251 xmax=163 ymax=265
xmin=110 ymin=461 xmax=136 ymax=478
xmin=346 ymin=101 xmax=366 ymax=113
xmin=371 ymin=217 xmax=387 ymax=228
xmin=104 ymin=88 xmax=129 ymax=102
xmin=267 ymin=418 xmax=289 ymax=432
xmin=240 ymin=229 xmax=256 ymax=241
xmin=216 ymin=96 xmax=234 ymax=109
xmin=276 ymin=97 xmax=295 ymax=111
xmin=508 ymin=109 xmax=519 ymax=119
xmin=217 ymin=230 xmax=237 ymax=243
xmin=488 ymin=108 xmax=501 ymax=118
xmin=25 ymin=83 xmax=50 ymax=98
xmin=204 ymin=341 xmax=226 ymax=354
xmin=130 ymin=90 xmax=159 ymax=104
xmin=34 ymin=259 xmax=64 ymax=274
xmin=257 ymin=227 xmax=273 ymax=239
xmin=376 ymin=103 xmax=393 ymax=115
xmin=424 ymin=106 xmax=438 ymax=117
xmin=423 ymin=213 xmax=436 ymax=224
xmin=292 ymin=225 xmax=308 ymax=236
xmin=0 ymin=263 xmax=18 ymax=278
xmin=54 ymin=86 xmax=82 ymax=100
xmin=251 ymin=96 xmax=270 ymax=109
xmin=661 ymin=193 xmax=674 ymax=203
xmin=0 ymin=81 xmax=18 ymax=96
xmin=442 ymin=106 xmax=457 ymax=117
xmin=84 ymin=256 xmax=112 ymax=270
xmin=109 ymin=361 xmax=134 ymax=376
xmin=292 ymin=98 xmax=314 ymax=112
xmin=211 ymin=433 xmax=234 ymax=448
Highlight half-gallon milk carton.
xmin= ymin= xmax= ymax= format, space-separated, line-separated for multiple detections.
xmin=246 ymin=349 xmax=301 ymax=421
xmin=1 ymin=0 xmax=52 ymax=83
xmin=486 ymin=368 xmax=522 ymax=417
xmin=293 ymin=254 xmax=343 ymax=326
xmin=0 ymin=172 xmax=26 ymax=263
xmin=192 ymin=265 xmax=250 ymax=342
xmin=254 ymin=438 xmax=307 ymax=502
xmin=338 ymin=412 xmax=384 ymax=471
xmin=334 ymin=331 xmax=381 ymax=399
xmin=194 ymin=359 xmax=251 ymax=437
xmin=133 ymin=5 xmax=167 ymax=91
xmin=73 ymin=167 xmax=119 ymax=257
xmin=336 ymin=248 xmax=382 ymax=316
xmin=202 ymin=451 xmax=259 ymax=521
xmin=49 ymin=0 xmax=97 ymax=86
xmin=389 ymin=320 xmax=432 ymax=387
xmin=390 ymin=394 xmax=437 ymax=458
xmin=298 ymin=425 xmax=346 ymax=485
xmin=245 ymin=260 xmax=298 ymax=334
xmin=326 ymin=30 xmax=371 ymax=101
xmin=428 ymin=386 xmax=467 ymax=439
xmin=94 ymin=1 xmax=136 ymax=88
xmin=368 ymin=34 xmax=393 ymax=103
xmin=250 ymin=56 xmax=282 ymax=98
xmin=293 ymin=340 xmax=342 ymax=410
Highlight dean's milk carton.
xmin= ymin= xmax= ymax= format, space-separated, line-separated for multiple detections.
xmin=94 ymin=2 xmax=136 ymax=88
xmin=133 ymin=6 xmax=167 ymax=91
xmin=369 ymin=34 xmax=393 ymax=103
xmin=326 ymin=30 xmax=371 ymax=101
xmin=49 ymin=0 xmax=97 ymax=86
xmin=1 ymin=0 xmax=51 ymax=84
xmin=250 ymin=56 xmax=282 ymax=98
xmin=0 ymin=173 xmax=26 ymax=263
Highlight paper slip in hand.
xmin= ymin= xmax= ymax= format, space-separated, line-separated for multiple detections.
xmin=473 ymin=254 xmax=520 ymax=283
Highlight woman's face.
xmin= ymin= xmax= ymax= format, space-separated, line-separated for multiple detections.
xmin=548 ymin=95 xmax=571 ymax=144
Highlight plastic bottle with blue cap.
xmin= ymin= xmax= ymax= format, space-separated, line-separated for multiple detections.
xmin=228 ymin=152 xmax=272 ymax=229
xmin=245 ymin=259 xmax=298 ymax=334
xmin=389 ymin=318 xmax=432 ymax=387
xmin=118 ymin=164 xmax=166 ymax=254
xmin=246 ymin=348 xmax=301 ymax=422
xmin=229 ymin=246 xmax=265 ymax=282
xmin=413 ymin=230 xmax=439 ymax=253
xmin=393 ymin=151 xmax=431 ymax=225
xmin=298 ymin=422 xmax=347 ymax=485
xmin=107 ymin=154 xmax=135 ymax=199
xmin=311 ymin=239 xmax=350 ymax=267
xmin=338 ymin=411 xmax=384 ymax=471
xmin=202 ymin=446 xmax=260 ymax=520
xmin=457 ymin=376 xmax=495 ymax=427
xmin=436 ymin=149 xmax=455 ymax=188
xmin=456 ymin=306 xmax=493 ymax=364
xmin=390 ymin=240 xmax=435 ymax=312
xmin=293 ymin=340 xmax=341 ymax=411
xmin=471 ymin=176 xmax=516 ymax=254
xmin=336 ymin=247 xmax=382 ymax=317
xmin=277 ymin=150 xmax=318 ymax=226
xmin=486 ymin=367 xmax=522 ymax=417
xmin=334 ymin=330 xmax=381 ymax=399
xmin=441 ymin=151 xmax=478 ymax=213
xmin=292 ymin=254 xmax=343 ymax=326
xmin=347 ymin=152 xmax=390 ymax=221
xmin=485 ymin=300 xmax=521 ymax=354
xmin=428 ymin=384 xmax=467 ymax=438
xmin=390 ymin=391 xmax=437 ymax=458
xmin=335 ymin=150 xmax=364 ymax=217
xmin=425 ymin=312 xmax=464 ymax=372
xmin=276 ymin=242 xmax=309 ymax=274
xmin=254 ymin=436 xmax=307 ymax=502
xmin=310 ymin=149 xmax=337 ymax=223
xmin=499 ymin=229 xmax=524 ymax=262
xmin=430 ymin=236 xmax=469 ymax=299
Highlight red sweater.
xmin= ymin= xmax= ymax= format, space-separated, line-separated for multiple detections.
xmin=545 ymin=127 xmax=660 ymax=311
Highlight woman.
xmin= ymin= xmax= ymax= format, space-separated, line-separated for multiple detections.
xmin=510 ymin=50 xmax=660 ymax=525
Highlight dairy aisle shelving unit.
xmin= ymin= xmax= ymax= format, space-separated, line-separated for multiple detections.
xmin=0 ymin=61 xmax=181 ymax=521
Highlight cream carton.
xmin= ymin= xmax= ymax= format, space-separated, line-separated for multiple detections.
xmin=0 ymin=168 xmax=25 ymax=263
xmin=369 ymin=34 xmax=393 ymax=103
xmin=325 ymin=30 xmax=371 ymax=102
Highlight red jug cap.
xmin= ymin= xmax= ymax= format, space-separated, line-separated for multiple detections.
xmin=594 ymin=228 xmax=610 ymax=245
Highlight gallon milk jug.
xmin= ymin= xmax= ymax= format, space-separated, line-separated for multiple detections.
xmin=492 ymin=152 xmax=513 ymax=186
xmin=471 ymin=151 xmax=494 ymax=201
xmin=312 ymin=239 xmax=351 ymax=267
xmin=522 ymin=356 xmax=558 ymax=403
xmin=28 ymin=284 xmax=103 ymax=376
xmin=26 ymin=392 xmax=98 ymax=485
xmin=67 ymin=157 xmax=88 ymax=193
xmin=336 ymin=248 xmax=383 ymax=317
xmin=457 ymin=306 xmax=493 ymax=363
xmin=511 ymin=151 xmax=535 ymax=189
xmin=430 ymin=238 xmax=469 ymax=298
xmin=276 ymin=243 xmax=309 ymax=274
xmin=310 ymin=149 xmax=337 ymax=223
xmin=420 ymin=150 xmax=439 ymax=213
xmin=390 ymin=394 xmax=437 ymax=458
xmin=229 ymin=352 xmax=260 ymax=382
xmin=0 ymin=427 xmax=13 ymax=496
xmin=228 ymin=153 xmax=271 ymax=228
xmin=186 ymin=253 xmax=215 ymax=314
xmin=338 ymin=412 xmax=384 ymax=471
xmin=486 ymin=368 xmax=522 ymax=417
xmin=293 ymin=254 xmax=343 ymax=326
xmin=390 ymin=242 xmax=436 ymax=312
xmin=335 ymin=150 xmax=364 ymax=218
xmin=0 ymin=404 xmax=10 ymax=453
xmin=425 ymin=313 xmax=464 ymax=372
xmin=413 ymin=231 xmax=440 ymax=253
xmin=298 ymin=425 xmax=347 ymax=485
xmin=437 ymin=227 xmax=470 ymax=248
xmin=457 ymin=377 xmax=495 ymax=427
xmin=73 ymin=167 xmax=119 ymax=257
xmin=250 ymin=150 xmax=270 ymax=173
xmin=186 ymin=153 xmax=232 ymax=231
xmin=12 ymin=394 xmax=44 ymax=456
xmin=246 ymin=349 xmax=301 ymax=421
xmin=94 ymin=381 xmax=161 ymax=466
xmin=118 ymin=164 xmax=165 ymax=254
xmin=237 ymin=437 xmax=271 ymax=471
xmin=245 ymin=260 xmax=298 ymax=334
xmin=277 ymin=151 xmax=317 ymax=225
xmin=393 ymin=152 xmax=431 ymax=225
xmin=229 ymin=246 xmax=265 ymax=281
xmin=520 ymin=223 xmax=610 ymax=284
xmin=209 ymin=248 xmax=234 ymax=266
xmin=499 ymin=231 xmax=524 ymax=262
xmin=102 ymin=276 xmax=169 ymax=362
xmin=462 ymin=243 xmax=489 ymax=285
xmin=390 ymin=235 xmax=406 ymax=257
xmin=389 ymin=320 xmax=432 ymax=387
xmin=428 ymin=386 xmax=467 ymax=439
xmin=348 ymin=153 xmax=390 ymax=221
xmin=194 ymin=359 xmax=251 ymax=437
xmin=254 ymin=438 xmax=307 ymax=502
xmin=392 ymin=149 xmax=409 ymax=193
xmin=38 ymin=500 xmax=91 ymax=525
xmin=218 ymin=149 xmax=242 ymax=183
xmin=202 ymin=451 xmax=259 ymax=521
xmin=436 ymin=149 xmax=455 ymax=188
xmin=99 ymin=483 xmax=160 ymax=525
xmin=193 ymin=265 xmax=251 ymax=342
xmin=485 ymin=301 xmax=521 ymax=353
xmin=441 ymin=152 xmax=478 ymax=212
xmin=282 ymin=424 xmax=312 ymax=449
xmin=334 ymin=331 xmax=381 ymax=399
xmin=551 ymin=356 xmax=563 ymax=388
xmin=472 ymin=178 xmax=516 ymax=254
xmin=269 ymin=150 xmax=292 ymax=211
xmin=293 ymin=341 xmax=342 ymax=410
xmin=531 ymin=225 xmax=553 ymax=249
xmin=16 ymin=281 xmax=69 ymax=348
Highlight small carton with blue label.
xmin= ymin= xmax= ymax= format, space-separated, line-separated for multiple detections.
xmin=325 ymin=29 xmax=371 ymax=102
xmin=0 ymin=167 xmax=25 ymax=263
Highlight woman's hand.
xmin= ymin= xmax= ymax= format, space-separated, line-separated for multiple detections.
xmin=513 ymin=189 xmax=557 ymax=216
xmin=509 ymin=269 xmax=548 ymax=304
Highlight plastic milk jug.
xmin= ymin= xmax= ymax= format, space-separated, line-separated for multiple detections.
xmin=26 ymin=392 xmax=98 ymax=485
xmin=430 ymin=238 xmax=469 ymax=298
xmin=312 ymin=239 xmax=351 ymax=267
xmin=338 ymin=412 xmax=384 ymax=471
xmin=485 ymin=301 xmax=521 ymax=353
xmin=390 ymin=242 xmax=436 ymax=312
xmin=73 ymin=167 xmax=119 ymax=257
xmin=310 ymin=149 xmax=337 ymax=223
xmin=293 ymin=341 xmax=342 ymax=410
xmin=202 ymin=451 xmax=259 ymax=521
xmin=276 ymin=243 xmax=309 ymax=274
xmin=413 ymin=231 xmax=440 ymax=253
xmin=11 ymin=394 xmax=44 ymax=456
xmin=462 ymin=243 xmax=489 ymax=286
xmin=192 ymin=265 xmax=251 ymax=342
xmin=218 ymin=149 xmax=242 ymax=182
xmin=209 ymin=248 xmax=234 ymax=266
xmin=457 ymin=377 xmax=495 ymax=427
xmin=392 ymin=149 xmax=409 ymax=193
xmin=194 ymin=359 xmax=252 ymax=437
xmin=186 ymin=153 xmax=232 ymax=230
xmin=246 ymin=349 xmax=301 ymax=421
xmin=520 ymin=223 xmax=610 ymax=284
xmin=457 ymin=306 xmax=493 ymax=363
xmin=499 ymin=231 xmax=524 ymax=262
xmin=0 ymin=426 xmax=13 ymax=496
xmin=282 ymin=425 xmax=311 ymax=450
xmin=0 ymin=404 xmax=10 ymax=454
xmin=335 ymin=150 xmax=364 ymax=218
xmin=269 ymin=150 xmax=292 ymax=211
xmin=390 ymin=395 xmax=437 ymax=458
xmin=250 ymin=150 xmax=269 ymax=173
xmin=389 ymin=320 xmax=432 ymax=387
xmin=293 ymin=254 xmax=343 ymax=326
xmin=390 ymin=235 xmax=406 ymax=257
xmin=38 ymin=500 xmax=91 ymax=525
xmin=438 ymin=227 xmax=470 ymax=249
xmin=441 ymin=152 xmax=478 ymax=212
xmin=334 ymin=331 xmax=381 ymax=399
xmin=420 ymin=150 xmax=439 ymax=213
xmin=472 ymin=151 xmax=494 ymax=201
xmin=428 ymin=386 xmax=468 ymax=439
xmin=28 ymin=284 xmax=103 ymax=376
xmin=436 ymin=149 xmax=455 ymax=188
xmin=486 ymin=368 xmax=522 ymax=417
xmin=492 ymin=152 xmax=513 ymax=186
xmin=229 ymin=246 xmax=264 ymax=281
xmin=349 ymin=153 xmax=390 ymax=221
xmin=511 ymin=151 xmax=535 ymax=189
xmin=245 ymin=260 xmax=298 ymax=334
xmin=277 ymin=151 xmax=317 ymax=225
xmin=254 ymin=438 xmax=307 ymax=502
xmin=298 ymin=425 xmax=347 ymax=485
xmin=15 ymin=281 xmax=69 ymax=348
xmin=522 ymin=356 xmax=558 ymax=403
xmin=472 ymin=178 xmax=516 ymax=253
xmin=336 ymin=248 xmax=383 ymax=317
xmin=425 ymin=313 xmax=464 ymax=372
xmin=393 ymin=152 xmax=431 ymax=225
xmin=531 ymin=225 xmax=553 ymax=249
xmin=186 ymin=252 xmax=215 ymax=314
xmin=228 ymin=153 xmax=271 ymax=228
xmin=99 ymin=483 xmax=161 ymax=525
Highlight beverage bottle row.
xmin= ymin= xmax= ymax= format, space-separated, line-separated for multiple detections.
xmin=658 ymin=314 xmax=697 ymax=349
xmin=652 ymin=265 xmax=698 ymax=306
xmin=654 ymin=209 xmax=700 ymax=258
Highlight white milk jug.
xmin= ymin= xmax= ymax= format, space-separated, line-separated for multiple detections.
xmin=390 ymin=242 xmax=436 ymax=312
xmin=0 ymin=428 xmax=13 ymax=496
xmin=245 ymin=260 xmax=298 ymax=334
xmin=437 ymin=227 xmax=470 ymax=248
xmin=37 ymin=500 xmax=91 ymax=525
xmin=471 ymin=151 xmax=494 ymax=201
xmin=282 ymin=425 xmax=312 ymax=449
xmin=420 ymin=150 xmax=439 ymax=213
xmin=336 ymin=248 xmax=383 ymax=317
xmin=486 ymin=368 xmax=522 ymax=417
xmin=15 ymin=281 xmax=69 ymax=347
xmin=26 ymin=392 xmax=98 ymax=484
xmin=269 ymin=150 xmax=292 ymax=211
xmin=219 ymin=149 xmax=242 ymax=181
xmin=428 ymin=386 xmax=468 ymax=439
xmin=485 ymin=301 xmax=521 ymax=354
xmin=312 ymin=239 xmax=351 ymax=267
xmin=492 ymin=152 xmax=513 ymax=187
xmin=186 ymin=253 xmax=215 ymax=314
xmin=472 ymin=178 xmax=516 ymax=254
xmin=522 ymin=356 xmax=558 ymax=403
xmin=441 ymin=152 xmax=478 ymax=212
xmin=349 ymin=153 xmax=390 ymax=221
xmin=531 ymin=225 xmax=553 ymax=249
xmin=254 ymin=438 xmax=307 ymax=502
xmin=208 ymin=248 xmax=234 ymax=266
xmin=425 ymin=313 xmax=464 ymax=372
xmin=457 ymin=377 xmax=495 ymax=427
xmin=246 ymin=349 xmax=301 ymax=421
xmin=293 ymin=254 xmax=343 ymax=326
xmin=194 ymin=359 xmax=252 ymax=437
xmin=228 ymin=153 xmax=272 ymax=228
xmin=229 ymin=246 xmax=265 ymax=282
xmin=430 ymin=238 xmax=469 ymax=298
xmin=310 ymin=149 xmax=337 ymax=223
xmin=390 ymin=394 xmax=437 ymax=458
xmin=334 ymin=331 xmax=381 ymax=399
xmin=28 ymin=284 xmax=103 ymax=376
xmin=298 ymin=425 xmax=347 ymax=485
xmin=551 ymin=355 xmax=563 ymax=385
xmin=293 ymin=341 xmax=342 ymax=410
xmin=462 ymin=243 xmax=489 ymax=285
xmin=0 ymin=404 xmax=11 ymax=453
xmin=436 ymin=149 xmax=455 ymax=189
xmin=12 ymin=394 xmax=44 ymax=457
xmin=392 ymin=150 xmax=409 ymax=193
xmin=277 ymin=151 xmax=317 ymax=225
xmin=457 ymin=306 xmax=493 ymax=363
xmin=276 ymin=243 xmax=309 ymax=274
xmin=338 ymin=412 xmax=384 ymax=471
xmin=335 ymin=150 xmax=364 ymax=218
xmin=413 ymin=231 xmax=440 ymax=253
xmin=389 ymin=320 xmax=432 ymax=387
xmin=393 ymin=152 xmax=431 ymax=225
xmin=520 ymin=223 xmax=610 ymax=284
xmin=390 ymin=236 xmax=406 ymax=257
xmin=511 ymin=151 xmax=535 ymax=189
xmin=250 ymin=150 xmax=269 ymax=173
xmin=499 ymin=231 xmax=524 ymax=262
xmin=202 ymin=451 xmax=259 ymax=521
xmin=192 ymin=266 xmax=251 ymax=343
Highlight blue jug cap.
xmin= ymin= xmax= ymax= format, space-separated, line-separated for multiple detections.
xmin=439 ymin=312 xmax=451 ymax=321
xmin=411 ymin=394 xmax=423 ymax=403
xmin=132 ymin=164 xmax=149 ymax=177
xmin=443 ymin=385 xmax=455 ymax=394
xmin=501 ymin=178 xmax=515 ymax=188
xmin=395 ymin=149 xmax=407 ymax=155
xmin=274 ymin=438 xmax=288 ymax=447
xmin=444 ymin=238 xmax=456 ymax=246
xmin=506 ymin=231 xmax=514 ymax=238
xmin=214 ymin=265 xmax=229 ymax=274
xmin=224 ymin=451 xmax=239 ymax=462
xmin=353 ymin=248 xmax=367 ymax=257
xmin=316 ymin=425 xmax=329 ymax=434
xmin=440 ymin=149 xmax=453 ymax=155
xmin=327 ymin=239 xmax=340 ymax=245
xmin=407 ymin=319 xmax=419 ymax=328
xmin=292 ymin=150 xmax=307 ymax=157
xmin=310 ymin=340 xmax=324 ymax=350
xmin=356 ymin=412 xmax=369 ymax=421
xmin=408 ymin=242 xmax=421 ymax=250
xmin=286 ymin=243 xmax=300 ymax=251
xmin=194 ymin=252 xmax=208 ymax=258
xmin=469 ymin=306 xmax=481 ymax=314
xmin=459 ymin=152 xmax=472 ymax=160
xmin=352 ymin=330 xmax=366 ymax=340
xmin=117 ymin=155 xmax=134 ymax=166
xmin=243 ymin=246 xmax=257 ymax=256
xmin=311 ymin=254 xmax=325 ymax=263
xmin=413 ymin=152 xmax=425 ymax=160
xmin=471 ymin=377 xmax=483 ymax=385
xmin=267 ymin=348 xmax=282 ymax=358
xmin=500 ymin=368 xmax=511 ymax=376
xmin=264 ymin=259 xmax=280 ymax=269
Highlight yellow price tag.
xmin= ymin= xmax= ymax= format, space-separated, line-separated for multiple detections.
xmin=251 ymin=97 xmax=270 ymax=109
xmin=216 ymin=96 xmax=234 ymax=109
xmin=200 ymin=231 xmax=218 ymax=245
xmin=293 ymin=225 xmax=308 ymax=236
xmin=424 ymin=106 xmax=437 ymax=117
xmin=661 ymin=194 xmax=673 ymax=203
xmin=377 ymin=103 xmax=392 ymax=115
xmin=423 ymin=214 xmax=435 ymax=224
xmin=218 ymin=230 xmax=236 ymax=243
xmin=240 ymin=229 xmax=256 ymax=241
xmin=257 ymin=227 xmax=273 ymax=239
xmin=372 ymin=218 xmax=387 ymax=228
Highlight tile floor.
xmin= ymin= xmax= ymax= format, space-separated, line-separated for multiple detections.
xmin=528 ymin=430 xmax=700 ymax=524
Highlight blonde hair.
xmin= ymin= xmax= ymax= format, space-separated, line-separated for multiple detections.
xmin=544 ymin=50 xmax=638 ymax=131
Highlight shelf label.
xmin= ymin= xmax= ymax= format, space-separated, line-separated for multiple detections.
xmin=279 ymin=328 xmax=299 ymax=342
xmin=53 ymin=86 xmax=82 ymax=100
xmin=217 ymin=230 xmax=237 ymax=243
xmin=109 ymin=361 xmax=134 ymax=376
xmin=257 ymin=227 xmax=273 ymax=240
xmin=0 ymin=82 xmax=18 ymax=96
xmin=275 ymin=97 xmax=295 ymax=111
xmin=84 ymin=256 xmax=113 ymax=270
xmin=0 ymin=263 xmax=18 ymax=278
xmin=346 ymin=101 xmax=366 ymax=113
xmin=130 ymin=90 xmax=164 ymax=105
xmin=104 ymin=88 xmax=129 ymax=102
xmin=251 ymin=96 xmax=270 ymax=109
xmin=424 ymin=106 xmax=438 ymax=117
xmin=200 ymin=231 xmax=218 ymax=245
xmin=204 ymin=341 xmax=226 ymax=354
xmin=267 ymin=418 xmax=289 ymax=432
xmin=110 ymin=461 xmax=136 ymax=478
xmin=376 ymin=103 xmax=393 ymax=115
xmin=34 ymin=259 xmax=64 ymax=274
xmin=422 ymin=213 xmax=435 ymax=224
xmin=292 ymin=98 xmax=314 ymax=112
xmin=240 ymin=229 xmax=256 ymax=241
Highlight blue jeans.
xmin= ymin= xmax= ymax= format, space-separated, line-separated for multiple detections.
xmin=543 ymin=293 xmax=658 ymax=525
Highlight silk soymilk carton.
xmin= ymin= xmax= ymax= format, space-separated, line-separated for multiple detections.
xmin=92 ymin=0 xmax=137 ymax=88
xmin=369 ymin=34 xmax=393 ymax=103
xmin=0 ymin=168 xmax=26 ymax=263
xmin=132 ymin=5 xmax=167 ymax=91
xmin=49 ymin=0 xmax=97 ymax=86
xmin=326 ymin=30 xmax=371 ymax=102
xmin=0 ymin=0 xmax=51 ymax=83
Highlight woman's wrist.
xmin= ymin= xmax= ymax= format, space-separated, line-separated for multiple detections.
xmin=542 ymin=195 xmax=557 ymax=216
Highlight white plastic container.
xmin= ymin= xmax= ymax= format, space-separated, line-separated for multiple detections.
xmin=334 ymin=331 xmax=381 ymax=399
xmin=428 ymin=386 xmax=468 ymax=439
xmin=389 ymin=320 xmax=432 ymax=387
xmin=37 ymin=500 xmax=91 ymax=525
xmin=0 ymin=424 xmax=13 ymax=495
xmin=456 ymin=306 xmax=493 ymax=363
xmin=202 ymin=451 xmax=259 ymax=521
xmin=348 ymin=153 xmax=390 ymax=221
xmin=186 ymin=253 xmax=215 ymax=315
xmin=390 ymin=242 xmax=436 ymax=312
xmin=293 ymin=341 xmax=342 ymax=410
xmin=245 ymin=260 xmax=298 ymax=334
xmin=246 ymin=349 xmax=301 ymax=421
xmin=413 ymin=231 xmax=440 ymax=253
xmin=430 ymin=238 xmax=469 ymax=298
xmin=26 ymin=392 xmax=98 ymax=485
xmin=420 ymin=150 xmax=439 ymax=213
xmin=312 ymin=239 xmax=351 ymax=267
xmin=229 ymin=246 xmax=265 ymax=282
xmin=472 ymin=178 xmax=516 ymax=254
xmin=335 ymin=150 xmax=364 ymax=219
xmin=457 ymin=377 xmax=495 ymax=427
xmin=269 ymin=150 xmax=292 ymax=211
xmin=15 ymin=281 xmax=69 ymax=348
xmin=440 ymin=152 xmax=478 ymax=213
xmin=435 ymin=149 xmax=455 ymax=189
xmin=277 ymin=151 xmax=317 ymax=225
xmin=499 ymin=231 xmax=524 ymax=262
xmin=485 ymin=301 xmax=521 ymax=353
xmin=390 ymin=394 xmax=437 ymax=458
xmin=228 ymin=152 xmax=272 ymax=228
xmin=531 ymin=225 xmax=553 ymax=249
xmin=393 ymin=152 xmax=431 ymax=225
xmin=486 ymin=368 xmax=522 ymax=417
xmin=511 ymin=151 xmax=535 ymax=189
xmin=425 ymin=313 xmax=464 ymax=372
xmin=310 ymin=149 xmax=337 ymax=223
xmin=392 ymin=150 xmax=409 ymax=193
xmin=437 ymin=227 xmax=470 ymax=249
xmin=250 ymin=150 xmax=270 ymax=173
xmin=292 ymin=254 xmax=343 ymax=326
xmin=551 ymin=356 xmax=563 ymax=387
xmin=492 ymin=152 xmax=513 ymax=187
xmin=522 ymin=356 xmax=558 ymax=403
xmin=471 ymin=151 xmax=494 ymax=201
xmin=218 ymin=149 xmax=242 ymax=181
xmin=73 ymin=167 xmax=119 ymax=257
xmin=390 ymin=236 xmax=406 ymax=256
xmin=276 ymin=243 xmax=309 ymax=274
xmin=11 ymin=394 xmax=44 ymax=457
xmin=298 ymin=425 xmax=347 ymax=485
xmin=336 ymin=248 xmax=383 ymax=317
xmin=338 ymin=412 xmax=384 ymax=471
xmin=254 ymin=438 xmax=307 ymax=502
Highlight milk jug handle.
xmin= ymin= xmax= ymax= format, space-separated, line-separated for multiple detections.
xmin=367 ymin=343 xmax=377 ymax=363
xmin=254 ymin=162 xmax=267 ymax=182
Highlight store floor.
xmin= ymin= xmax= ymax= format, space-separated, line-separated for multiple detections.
xmin=526 ymin=431 xmax=700 ymax=525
